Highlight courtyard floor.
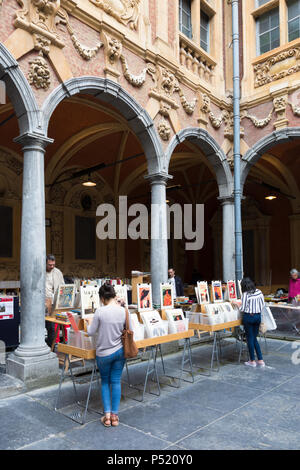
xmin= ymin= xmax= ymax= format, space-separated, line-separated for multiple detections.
xmin=0 ymin=337 xmax=299 ymax=450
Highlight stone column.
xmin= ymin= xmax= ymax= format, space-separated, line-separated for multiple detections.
xmin=7 ymin=133 xmax=59 ymax=387
xmin=145 ymin=173 xmax=171 ymax=306
xmin=220 ymin=197 xmax=236 ymax=282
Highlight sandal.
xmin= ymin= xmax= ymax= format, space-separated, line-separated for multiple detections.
xmin=111 ymin=414 xmax=119 ymax=427
xmin=101 ymin=415 xmax=111 ymax=427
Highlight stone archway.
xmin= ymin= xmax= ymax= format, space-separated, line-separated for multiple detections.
xmin=242 ymin=127 xmax=300 ymax=283
xmin=41 ymin=76 xmax=166 ymax=175
xmin=0 ymin=43 xmax=40 ymax=136
xmin=165 ymin=127 xmax=235 ymax=281
xmin=241 ymin=127 xmax=300 ymax=188
xmin=165 ymin=127 xmax=233 ymax=198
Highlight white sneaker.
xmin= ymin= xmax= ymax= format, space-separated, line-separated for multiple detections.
xmin=256 ymin=361 xmax=265 ymax=368
xmin=244 ymin=361 xmax=257 ymax=367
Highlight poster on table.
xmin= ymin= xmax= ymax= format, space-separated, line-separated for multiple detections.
xmin=0 ymin=297 xmax=14 ymax=320
xmin=227 ymin=280 xmax=237 ymax=301
xmin=137 ymin=283 xmax=153 ymax=312
xmin=197 ymin=281 xmax=210 ymax=304
xmin=80 ymin=285 xmax=100 ymax=318
xmin=54 ymin=284 xmax=76 ymax=310
xmin=114 ymin=285 xmax=128 ymax=308
xmin=211 ymin=281 xmax=223 ymax=303
xmin=140 ymin=310 xmax=167 ymax=338
xmin=160 ymin=283 xmax=174 ymax=309
xmin=165 ymin=308 xmax=187 ymax=334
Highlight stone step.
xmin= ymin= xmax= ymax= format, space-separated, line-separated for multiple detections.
xmin=0 ymin=372 xmax=26 ymax=399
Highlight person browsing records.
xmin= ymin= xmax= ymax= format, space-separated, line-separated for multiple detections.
xmin=45 ymin=254 xmax=65 ymax=347
xmin=85 ymin=283 xmax=129 ymax=428
xmin=233 ymin=277 xmax=265 ymax=368
xmin=288 ymin=269 xmax=300 ymax=303
xmin=168 ymin=268 xmax=184 ymax=297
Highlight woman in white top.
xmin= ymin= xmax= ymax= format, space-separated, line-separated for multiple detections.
xmin=235 ymin=277 xmax=265 ymax=368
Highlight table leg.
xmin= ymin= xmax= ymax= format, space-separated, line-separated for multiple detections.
xmin=123 ymin=347 xmax=160 ymax=402
xmin=155 ymin=338 xmax=195 ymax=388
xmin=54 ymin=354 xmax=67 ymax=411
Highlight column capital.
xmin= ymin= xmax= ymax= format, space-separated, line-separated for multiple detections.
xmin=14 ymin=132 xmax=53 ymax=151
xmin=144 ymin=172 xmax=173 ymax=185
xmin=218 ymin=195 xmax=234 ymax=205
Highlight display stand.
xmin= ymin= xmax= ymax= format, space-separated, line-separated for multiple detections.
xmin=124 ymin=330 xmax=195 ymax=402
xmin=189 ymin=313 xmax=242 ymax=374
xmin=267 ymin=303 xmax=300 ymax=336
xmin=55 ymin=343 xmax=101 ymax=425
xmin=45 ymin=315 xmax=85 ymax=371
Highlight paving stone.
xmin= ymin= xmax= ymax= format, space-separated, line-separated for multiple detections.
xmin=177 ymin=413 xmax=300 ymax=450
xmin=118 ymin=394 xmax=224 ymax=442
xmin=0 ymin=394 xmax=74 ymax=450
xmin=64 ymin=420 xmax=170 ymax=450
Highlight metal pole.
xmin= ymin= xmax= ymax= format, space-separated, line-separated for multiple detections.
xmin=231 ymin=0 xmax=243 ymax=281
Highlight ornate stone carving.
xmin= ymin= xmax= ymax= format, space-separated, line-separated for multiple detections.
xmin=209 ymin=110 xmax=224 ymax=129
xmin=0 ymin=151 xmax=23 ymax=175
xmin=51 ymin=210 xmax=63 ymax=261
xmin=89 ymin=0 xmax=140 ymax=30
xmin=159 ymin=102 xmax=171 ymax=118
xmin=157 ymin=119 xmax=171 ymax=141
xmin=208 ymin=108 xmax=244 ymax=139
xmin=28 ymin=52 xmax=51 ymax=89
xmin=11 ymin=1 xmax=102 ymax=70
xmin=120 ymin=55 xmax=147 ymax=87
xmin=15 ymin=0 xmax=62 ymax=40
xmin=272 ymin=94 xmax=289 ymax=129
xmin=103 ymin=34 xmax=122 ymax=65
xmin=57 ymin=8 xmax=102 ymax=60
xmin=273 ymin=96 xmax=288 ymax=118
xmin=253 ymin=46 xmax=300 ymax=88
xmin=49 ymin=184 xmax=66 ymax=205
xmin=33 ymin=32 xmax=51 ymax=54
xmin=243 ymin=108 xmax=273 ymax=128
xmin=200 ymin=93 xmax=211 ymax=114
xmin=289 ymin=101 xmax=300 ymax=116
xmin=178 ymin=89 xmax=197 ymax=115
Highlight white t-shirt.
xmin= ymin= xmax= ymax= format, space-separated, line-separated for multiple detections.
xmin=45 ymin=267 xmax=64 ymax=301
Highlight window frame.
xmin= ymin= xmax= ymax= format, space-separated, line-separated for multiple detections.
xmin=200 ymin=9 xmax=210 ymax=53
xmin=287 ymin=0 xmax=300 ymax=42
xmin=256 ymin=6 xmax=280 ymax=55
xmin=179 ymin=0 xmax=193 ymax=39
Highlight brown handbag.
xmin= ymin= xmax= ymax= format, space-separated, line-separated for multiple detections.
xmin=121 ymin=308 xmax=138 ymax=359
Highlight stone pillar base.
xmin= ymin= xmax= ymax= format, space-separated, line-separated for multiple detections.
xmin=6 ymin=352 xmax=59 ymax=390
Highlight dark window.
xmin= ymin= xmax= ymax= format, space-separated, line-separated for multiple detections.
xmin=288 ymin=0 xmax=300 ymax=42
xmin=0 ymin=206 xmax=13 ymax=258
xmin=257 ymin=8 xmax=280 ymax=55
xmin=179 ymin=0 xmax=192 ymax=39
xmin=200 ymin=10 xmax=210 ymax=52
xmin=75 ymin=216 xmax=96 ymax=260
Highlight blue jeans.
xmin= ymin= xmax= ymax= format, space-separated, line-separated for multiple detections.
xmin=243 ymin=313 xmax=263 ymax=361
xmin=96 ymin=347 xmax=125 ymax=414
